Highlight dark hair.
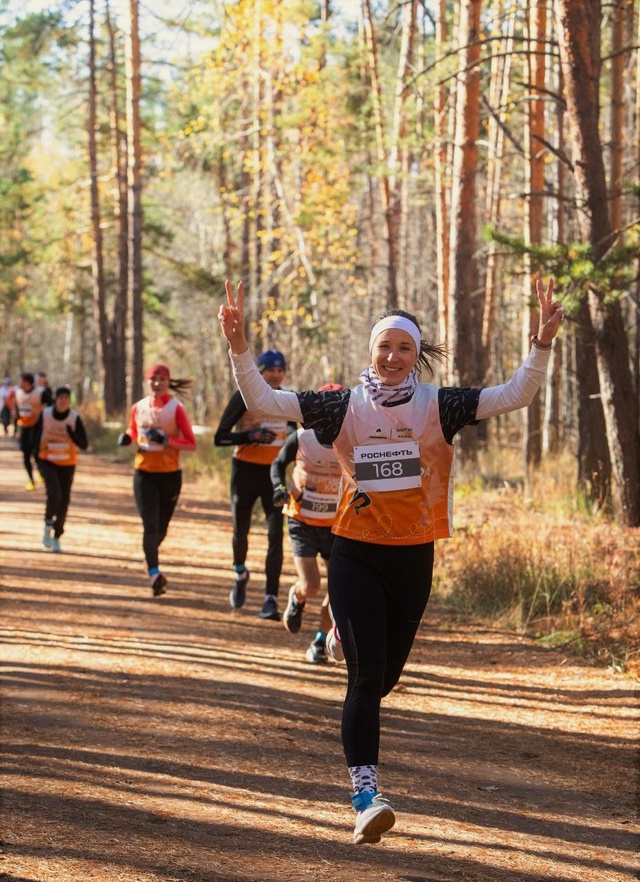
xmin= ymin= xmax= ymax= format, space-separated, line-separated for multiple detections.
xmin=55 ymin=385 xmax=71 ymax=398
xmin=168 ymin=378 xmax=194 ymax=397
xmin=21 ymin=372 xmax=34 ymax=384
xmin=374 ymin=309 xmax=448 ymax=376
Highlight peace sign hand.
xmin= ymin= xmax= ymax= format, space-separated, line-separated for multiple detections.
xmin=218 ymin=280 xmax=249 ymax=355
xmin=535 ymin=278 xmax=564 ymax=346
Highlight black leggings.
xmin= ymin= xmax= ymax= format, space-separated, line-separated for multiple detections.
xmin=40 ymin=461 xmax=75 ymax=538
xmin=328 ymin=536 xmax=434 ymax=768
xmin=230 ymin=458 xmax=283 ymax=595
xmin=19 ymin=425 xmax=40 ymax=481
xmin=133 ymin=469 xmax=182 ymax=571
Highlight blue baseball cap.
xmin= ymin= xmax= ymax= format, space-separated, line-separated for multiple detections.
xmin=257 ymin=350 xmax=287 ymax=372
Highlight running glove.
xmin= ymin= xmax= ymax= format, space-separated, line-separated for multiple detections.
xmin=272 ymin=485 xmax=289 ymax=507
xmin=248 ymin=428 xmax=276 ymax=444
xmin=146 ymin=427 xmax=167 ymax=444
xmin=117 ymin=432 xmax=132 ymax=446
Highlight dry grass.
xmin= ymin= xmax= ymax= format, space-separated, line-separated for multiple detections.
xmin=437 ymin=449 xmax=640 ymax=677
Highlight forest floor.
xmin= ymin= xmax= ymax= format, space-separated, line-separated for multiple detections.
xmin=0 ymin=438 xmax=638 ymax=882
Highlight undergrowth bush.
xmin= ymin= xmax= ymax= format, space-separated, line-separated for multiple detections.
xmin=436 ymin=449 xmax=640 ymax=677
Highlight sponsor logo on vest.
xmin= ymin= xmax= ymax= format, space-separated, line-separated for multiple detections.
xmin=359 ymin=447 xmax=415 ymax=459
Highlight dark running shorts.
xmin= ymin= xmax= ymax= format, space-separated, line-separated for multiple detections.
xmin=287 ymin=517 xmax=335 ymax=560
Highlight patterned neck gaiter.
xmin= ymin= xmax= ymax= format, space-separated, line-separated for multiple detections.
xmin=358 ymin=365 xmax=418 ymax=407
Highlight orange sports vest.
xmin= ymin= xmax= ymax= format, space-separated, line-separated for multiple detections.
xmin=39 ymin=407 xmax=79 ymax=466
xmin=331 ymin=383 xmax=454 ymax=545
xmin=134 ymin=397 xmax=181 ymax=472
xmin=233 ymin=408 xmax=288 ymax=466
xmin=16 ymin=387 xmax=44 ymax=428
xmin=283 ymin=429 xmax=342 ymax=527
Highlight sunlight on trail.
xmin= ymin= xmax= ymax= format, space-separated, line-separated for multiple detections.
xmin=1 ymin=441 xmax=638 ymax=882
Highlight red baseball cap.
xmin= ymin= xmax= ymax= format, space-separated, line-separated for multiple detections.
xmin=146 ymin=363 xmax=170 ymax=380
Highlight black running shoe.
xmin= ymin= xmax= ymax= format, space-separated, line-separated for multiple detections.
xmin=151 ymin=573 xmax=168 ymax=596
xmin=305 ymin=638 xmax=327 ymax=664
xmin=229 ymin=570 xmax=249 ymax=609
xmin=283 ymin=586 xmax=305 ymax=633
xmin=258 ymin=596 xmax=280 ymax=621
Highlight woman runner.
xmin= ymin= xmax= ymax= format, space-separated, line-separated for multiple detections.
xmin=218 ymin=277 xmax=563 ymax=845
xmin=118 ymin=364 xmax=196 ymax=596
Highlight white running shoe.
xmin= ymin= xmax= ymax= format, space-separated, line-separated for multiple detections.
xmin=42 ymin=525 xmax=53 ymax=548
xmin=351 ymin=792 xmax=395 ymax=845
xmin=51 ymin=537 xmax=61 ymax=553
xmin=326 ymin=624 xmax=344 ymax=662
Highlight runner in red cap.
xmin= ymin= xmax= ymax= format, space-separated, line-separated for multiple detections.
xmin=118 ymin=365 xmax=196 ymax=596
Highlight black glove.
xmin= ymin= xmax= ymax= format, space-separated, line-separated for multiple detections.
xmin=147 ymin=427 xmax=167 ymax=444
xmin=272 ymin=485 xmax=289 ymax=507
xmin=117 ymin=432 xmax=132 ymax=446
xmin=248 ymin=428 xmax=276 ymax=444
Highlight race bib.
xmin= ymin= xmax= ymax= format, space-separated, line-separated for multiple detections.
xmin=354 ymin=441 xmax=421 ymax=492
xmin=300 ymin=489 xmax=338 ymax=520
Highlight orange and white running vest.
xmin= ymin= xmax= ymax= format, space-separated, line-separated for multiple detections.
xmin=134 ymin=397 xmax=181 ymax=472
xmin=283 ymin=429 xmax=342 ymax=527
xmin=16 ymin=387 xmax=44 ymax=428
xmin=39 ymin=407 xmax=79 ymax=466
xmin=233 ymin=407 xmax=288 ymax=466
xmin=331 ymin=383 xmax=454 ymax=545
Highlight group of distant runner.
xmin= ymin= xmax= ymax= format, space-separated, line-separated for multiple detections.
xmin=5 ymin=276 xmax=564 ymax=847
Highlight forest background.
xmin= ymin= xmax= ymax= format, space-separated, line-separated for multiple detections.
xmin=1 ymin=0 xmax=639 ymax=671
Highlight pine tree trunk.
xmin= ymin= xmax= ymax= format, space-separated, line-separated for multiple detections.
xmin=106 ymin=0 xmax=128 ymax=416
xmin=125 ymin=0 xmax=143 ymax=401
xmin=88 ymin=0 xmax=110 ymax=409
xmin=522 ymin=0 xmax=547 ymax=469
xmin=448 ymin=0 xmax=483 ymax=389
xmin=556 ymin=0 xmax=640 ymax=525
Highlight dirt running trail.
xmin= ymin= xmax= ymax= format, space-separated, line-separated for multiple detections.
xmin=0 ymin=439 xmax=637 ymax=882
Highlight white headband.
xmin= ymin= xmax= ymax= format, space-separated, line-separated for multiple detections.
xmin=369 ymin=316 xmax=421 ymax=356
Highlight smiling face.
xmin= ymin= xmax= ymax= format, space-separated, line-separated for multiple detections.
xmin=371 ymin=328 xmax=417 ymax=386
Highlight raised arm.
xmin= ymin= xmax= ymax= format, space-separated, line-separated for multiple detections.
xmin=533 ymin=278 xmax=564 ymax=346
xmin=218 ymin=280 xmax=303 ymax=423
xmin=477 ymin=278 xmax=564 ymax=420
xmin=218 ymin=279 xmax=250 ymax=355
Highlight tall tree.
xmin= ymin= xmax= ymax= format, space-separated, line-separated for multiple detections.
xmin=434 ymin=0 xmax=450 ymax=350
xmin=88 ymin=0 xmax=111 ymax=415
xmin=362 ymin=0 xmax=398 ymax=309
xmin=125 ymin=0 xmax=143 ymax=399
xmin=522 ymin=0 xmax=548 ymax=468
xmin=105 ymin=0 xmax=128 ymax=414
xmin=447 ymin=0 xmax=483 ymax=388
xmin=556 ymin=0 xmax=640 ymax=526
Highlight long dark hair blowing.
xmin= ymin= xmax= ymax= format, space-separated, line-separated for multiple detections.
xmin=168 ymin=378 xmax=194 ymax=397
xmin=375 ymin=309 xmax=448 ymax=377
